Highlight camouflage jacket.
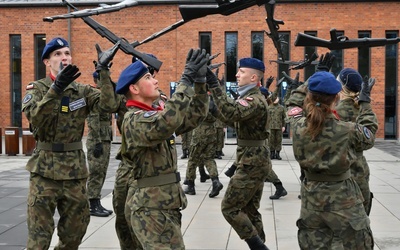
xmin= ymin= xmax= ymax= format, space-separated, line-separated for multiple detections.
xmin=210 ymin=86 xmax=270 ymax=166
xmin=268 ymin=103 xmax=286 ymax=129
xmin=121 ymin=83 xmax=208 ymax=211
xmin=22 ymin=69 xmax=118 ymax=180
xmin=87 ymin=111 xmax=112 ymax=142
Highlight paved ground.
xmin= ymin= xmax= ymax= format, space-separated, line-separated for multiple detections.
xmin=0 ymin=137 xmax=399 ymax=250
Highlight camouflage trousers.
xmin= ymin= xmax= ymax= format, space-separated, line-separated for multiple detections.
xmin=264 ymin=168 xmax=281 ymax=183
xmin=215 ymin=127 xmax=225 ymax=152
xmin=128 ymin=206 xmax=185 ymax=250
xmin=351 ymin=155 xmax=372 ymax=215
xmin=87 ymin=140 xmax=111 ymax=199
xmin=221 ymin=164 xmax=270 ymax=241
xmin=27 ymin=173 xmax=90 ymax=250
xmin=186 ymin=139 xmax=218 ymax=180
xmin=180 ymin=131 xmax=192 ymax=151
xmin=269 ymin=129 xmax=283 ymax=151
xmin=296 ymin=203 xmax=374 ymax=249
xmin=112 ymin=162 xmax=143 ymax=250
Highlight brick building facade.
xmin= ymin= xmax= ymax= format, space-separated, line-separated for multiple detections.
xmin=0 ymin=0 xmax=399 ymax=140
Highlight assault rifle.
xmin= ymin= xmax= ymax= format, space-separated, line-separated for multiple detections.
xmin=295 ymin=28 xmax=400 ymax=50
xmin=43 ymin=0 xmax=162 ymax=71
xmin=265 ymin=0 xmax=286 ymax=61
xmin=269 ymin=52 xmax=318 ymax=71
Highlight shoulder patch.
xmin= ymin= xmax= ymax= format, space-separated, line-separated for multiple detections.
xmin=158 ymin=100 xmax=165 ymax=109
xmin=245 ymin=97 xmax=254 ymax=101
xmin=26 ymin=84 xmax=34 ymax=90
xmin=160 ymin=94 xmax=168 ymax=101
xmin=238 ymin=100 xmax=249 ymax=107
xmin=143 ymin=110 xmax=158 ymax=118
xmin=363 ymin=127 xmax=371 ymax=139
xmin=287 ymin=107 xmax=303 ymax=117
xmin=22 ymin=94 xmax=33 ymax=104
xmin=134 ymin=110 xmax=143 ymax=115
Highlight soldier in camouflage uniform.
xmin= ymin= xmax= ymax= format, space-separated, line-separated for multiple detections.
xmin=184 ymin=95 xmax=223 ymax=198
xmin=116 ymin=48 xmax=209 ymax=249
xmin=86 ymin=72 xmax=114 ymax=217
xmin=286 ymin=68 xmax=376 ymax=249
xmin=21 ymin=37 xmax=119 ymax=249
xmin=207 ymin=58 xmax=271 ymax=250
xmin=267 ymin=93 xmax=286 ymax=160
xmin=336 ymin=68 xmax=374 ymax=215
xmin=180 ymin=131 xmax=192 ymax=159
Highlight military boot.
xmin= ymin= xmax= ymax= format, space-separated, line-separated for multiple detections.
xmin=275 ymin=150 xmax=282 ymax=160
xmin=199 ymin=166 xmax=210 ymax=183
xmin=270 ymin=151 xmax=275 ymax=160
xmin=245 ymin=235 xmax=270 ymax=250
xmin=98 ymin=200 xmax=113 ymax=215
xmin=224 ymin=164 xmax=237 ymax=178
xmin=89 ymin=199 xmax=109 ymax=217
xmin=269 ymin=182 xmax=288 ymax=200
xmin=184 ymin=180 xmax=196 ymax=195
xmin=215 ymin=151 xmax=222 ymax=159
xmin=209 ymin=177 xmax=223 ymax=198
xmin=180 ymin=149 xmax=189 ymax=159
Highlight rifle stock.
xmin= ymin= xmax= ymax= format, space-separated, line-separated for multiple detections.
xmin=265 ymin=0 xmax=286 ymax=61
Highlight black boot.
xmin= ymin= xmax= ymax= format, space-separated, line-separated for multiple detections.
xmin=199 ymin=166 xmax=210 ymax=183
xmin=270 ymin=151 xmax=275 ymax=160
xmin=98 ymin=200 xmax=113 ymax=215
xmin=183 ymin=179 xmax=188 ymax=185
xmin=245 ymin=235 xmax=269 ymax=250
xmin=224 ymin=164 xmax=237 ymax=178
xmin=269 ymin=182 xmax=288 ymax=200
xmin=209 ymin=177 xmax=223 ymax=198
xmin=89 ymin=199 xmax=109 ymax=217
xmin=180 ymin=149 xmax=189 ymax=159
xmin=275 ymin=150 xmax=282 ymax=160
xmin=184 ymin=180 xmax=196 ymax=195
xmin=215 ymin=151 xmax=222 ymax=159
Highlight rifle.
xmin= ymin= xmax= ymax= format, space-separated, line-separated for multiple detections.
xmin=43 ymin=0 xmax=163 ymax=71
xmin=265 ymin=0 xmax=286 ymax=62
xmin=295 ymin=28 xmax=400 ymax=50
xmin=209 ymin=62 xmax=226 ymax=71
xmin=269 ymin=52 xmax=319 ymax=71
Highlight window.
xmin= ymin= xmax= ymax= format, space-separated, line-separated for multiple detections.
xmin=199 ymin=32 xmax=211 ymax=54
xmin=225 ymin=32 xmax=238 ymax=83
xmin=251 ymin=32 xmax=264 ymax=61
xmin=358 ymin=31 xmax=371 ymax=78
xmin=35 ymin=34 xmax=47 ymax=79
xmin=384 ymin=31 xmax=398 ymax=139
xmin=304 ymin=31 xmax=317 ymax=80
xmin=10 ymin=35 xmax=22 ymax=128
xmin=330 ymin=30 xmax=344 ymax=77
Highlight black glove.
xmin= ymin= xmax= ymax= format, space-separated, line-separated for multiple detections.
xmin=265 ymin=76 xmax=274 ymax=89
xmin=358 ymin=76 xmax=375 ymax=103
xmin=316 ymin=52 xmax=335 ymax=72
xmin=93 ymin=142 xmax=103 ymax=158
xmin=95 ymin=41 xmax=120 ymax=71
xmin=206 ymin=67 xmax=220 ymax=89
xmin=51 ymin=63 xmax=81 ymax=94
xmin=282 ymin=71 xmax=301 ymax=90
xmin=180 ymin=48 xmax=209 ymax=86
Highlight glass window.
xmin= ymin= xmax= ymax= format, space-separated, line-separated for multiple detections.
xmin=277 ymin=32 xmax=290 ymax=84
xmin=251 ymin=32 xmax=264 ymax=61
xmin=358 ymin=31 xmax=371 ymax=78
xmin=35 ymin=34 xmax=47 ymax=79
xmin=225 ymin=32 xmax=238 ymax=83
xmin=385 ymin=31 xmax=398 ymax=139
xmin=330 ymin=30 xmax=344 ymax=77
xmin=10 ymin=35 xmax=22 ymax=128
xmin=304 ymin=31 xmax=317 ymax=80
xmin=199 ymin=32 xmax=211 ymax=55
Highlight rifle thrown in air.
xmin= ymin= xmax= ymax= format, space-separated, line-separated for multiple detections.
xmin=269 ymin=52 xmax=318 ymax=71
xmin=265 ymin=0 xmax=286 ymax=62
xmin=43 ymin=0 xmax=163 ymax=71
xmin=295 ymin=28 xmax=400 ymax=50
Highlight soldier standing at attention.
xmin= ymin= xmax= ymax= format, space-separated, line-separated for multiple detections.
xmin=86 ymin=71 xmax=114 ymax=217
xmin=267 ymin=92 xmax=286 ymax=160
xmin=21 ymin=37 xmax=119 ymax=249
xmin=336 ymin=68 xmax=375 ymax=215
xmin=116 ymin=48 xmax=209 ymax=249
xmin=286 ymin=70 xmax=376 ymax=249
xmin=207 ymin=58 xmax=270 ymax=250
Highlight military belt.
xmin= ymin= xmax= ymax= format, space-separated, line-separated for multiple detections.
xmin=100 ymin=121 xmax=111 ymax=126
xmin=137 ymin=172 xmax=181 ymax=188
xmin=237 ymin=139 xmax=266 ymax=147
xmin=305 ymin=170 xmax=351 ymax=182
xmin=36 ymin=141 xmax=83 ymax=152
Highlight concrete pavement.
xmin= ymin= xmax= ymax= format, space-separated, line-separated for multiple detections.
xmin=0 ymin=137 xmax=399 ymax=249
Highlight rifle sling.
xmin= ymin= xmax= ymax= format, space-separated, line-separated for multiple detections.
xmin=137 ymin=172 xmax=181 ymax=188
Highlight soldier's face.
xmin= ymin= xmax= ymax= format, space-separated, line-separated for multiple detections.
xmin=44 ymin=47 xmax=72 ymax=76
xmin=135 ymin=73 xmax=160 ymax=101
xmin=236 ymin=67 xmax=259 ymax=86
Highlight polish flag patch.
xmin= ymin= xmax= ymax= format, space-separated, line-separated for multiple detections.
xmin=238 ymin=100 xmax=249 ymax=107
xmin=288 ymin=107 xmax=303 ymax=117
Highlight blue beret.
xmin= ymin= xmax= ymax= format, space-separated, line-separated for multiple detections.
xmin=41 ymin=37 xmax=69 ymax=61
xmin=337 ymin=68 xmax=363 ymax=92
xmin=116 ymin=61 xmax=149 ymax=94
xmin=308 ymin=71 xmax=342 ymax=95
xmin=259 ymin=87 xmax=269 ymax=95
xmin=238 ymin=58 xmax=265 ymax=72
xmin=92 ymin=71 xmax=99 ymax=79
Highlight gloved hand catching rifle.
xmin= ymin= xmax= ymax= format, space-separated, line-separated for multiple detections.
xmin=316 ymin=52 xmax=335 ymax=72
xmin=51 ymin=63 xmax=81 ymax=95
xmin=358 ymin=76 xmax=375 ymax=103
xmin=180 ymin=48 xmax=209 ymax=86
xmin=282 ymin=71 xmax=302 ymax=91
xmin=265 ymin=76 xmax=275 ymax=90
xmin=94 ymin=40 xmax=120 ymax=72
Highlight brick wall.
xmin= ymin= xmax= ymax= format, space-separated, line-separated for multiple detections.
xmin=0 ymin=2 xmax=399 ymax=139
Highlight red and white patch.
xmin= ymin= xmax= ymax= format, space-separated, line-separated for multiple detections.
xmin=238 ymin=100 xmax=249 ymax=107
xmin=287 ymin=107 xmax=303 ymax=116
xmin=26 ymin=84 xmax=34 ymax=90
xmin=245 ymin=97 xmax=254 ymax=101
xmin=158 ymin=100 xmax=165 ymax=109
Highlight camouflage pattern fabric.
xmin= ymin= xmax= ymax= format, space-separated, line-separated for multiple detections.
xmin=22 ymin=69 xmax=118 ymax=249
xmin=264 ymin=168 xmax=280 ymax=183
xmin=336 ymin=98 xmax=372 ymax=215
xmin=180 ymin=131 xmax=193 ymax=152
xmin=268 ymin=103 xmax=286 ymax=151
xmin=286 ymin=86 xmax=378 ymax=249
xmin=215 ymin=119 xmax=225 ymax=152
xmin=122 ymin=82 xmax=208 ymax=249
xmin=185 ymin=107 xmax=218 ymax=181
xmin=210 ymin=86 xmax=271 ymax=241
